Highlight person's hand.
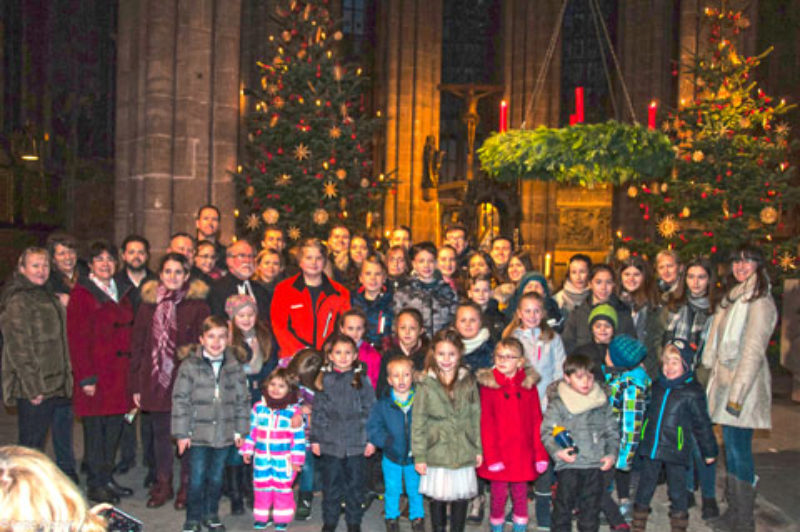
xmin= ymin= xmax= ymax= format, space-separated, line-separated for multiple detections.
xmin=475 ymin=454 xmax=483 ymax=468
xmin=311 ymin=443 xmax=321 ymax=456
xmin=365 ymin=443 xmax=376 ymax=457
xmin=89 ymin=502 xmax=113 ymax=518
xmin=132 ymin=393 xmax=141 ymax=408
xmin=30 ymin=394 xmax=44 ymax=406
xmin=600 ymin=455 xmax=615 ymax=471
xmin=82 ymin=384 xmax=96 ymax=397
xmin=415 ymin=463 xmax=427 ymax=475
xmin=535 ymin=460 xmax=549 ymax=474
xmin=301 ymin=404 xmax=312 ymax=416
xmin=556 ymin=449 xmax=577 ymax=463
xmin=292 ymin=463 xmax=303 ymax=472
xmin=705 ymin=457 xmax=716 ymax=465
xmin=242 ymin=453 xmax=252 ymax=464
xmin=177 ymin=438 xmax=191 ymax=456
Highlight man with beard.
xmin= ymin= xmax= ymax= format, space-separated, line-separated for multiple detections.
xmin=195 ymin=204 xmax=227 ymax=271
xmin=208 ymin=240 xmax=271 ymax=319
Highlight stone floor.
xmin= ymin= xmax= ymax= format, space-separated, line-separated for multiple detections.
xmin=2 ymin=373 xmax=799 ymax=531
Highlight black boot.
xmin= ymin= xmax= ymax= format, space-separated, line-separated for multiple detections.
xmin=228 ymin=466 xmax=245 ymax=515
xmin=242 ymin=463 xmax=254 ymax=509
xmin=450 ymin=499 xmax=469 ymax=532
xmin=430 ymin=500 xmax=448 ymax=532
xmin=701 ymin=497 xmax=720 ymax=520
xmin=296 ymin=491 xmax=313 ymax=521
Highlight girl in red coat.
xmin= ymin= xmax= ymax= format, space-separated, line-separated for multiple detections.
xmin=476 ymin=337 xmax=549 ymax=532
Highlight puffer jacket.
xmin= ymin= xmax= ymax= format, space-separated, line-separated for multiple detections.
xmin=561 ymin=295 xmax=637 ymax=354
xmin=602 ymin=364 xmax=651 ymax=470
xmin=351 ymin=285 xmax=394 ymax=349
xmin=0 ymin=274 xmax=72 ymax=406
xmin=541 ymin=381 xmax=619 ymax=471
xmin=410 ymin=367 xmax=482 ymax=469
xmin=309 ymin=365 xmax=375 ymax=458
xmin=392 ymin=271 xmax=457 ymax=336
xmin=702 ymin=274 xmax=777 ymax=429
xmin=638 ymin=372 xmax=718 ymax=465
xmin=367 ymin=388 xmax=416 ymax=465
xmin=171 ymin=344 xmax=250 ymax=448
xmin=511 ymin=327 xmax=566 ymax=407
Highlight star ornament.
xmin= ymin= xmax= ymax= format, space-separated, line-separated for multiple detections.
xmin=778 ymin=251 xmax=797 ymax=271
xmin=245 ymin=213 xmax=261 ymax=231
xmin=288 ymin=226 xmax=302 ymax=240
xmin=323 ymin=181 xmax=338 ymax=199
xmin=276 ymin=173 xmax=292 ymax=186
xmin=657 ymin=215 xmax=680 ymax=239
xmin=294 ymin=143 xmax=311 ymax=161
xmin=329 ymin=126 xmax=342 ymax=139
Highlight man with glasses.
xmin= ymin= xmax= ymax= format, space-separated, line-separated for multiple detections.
xmin=208 ymin=240 xmax=270 ymax=318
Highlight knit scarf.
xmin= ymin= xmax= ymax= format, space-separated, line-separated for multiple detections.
xmin=707 ymin=275 xmax=761 ymax=367
xmin=558 ymin=280 xmax=590 ymax=311
xmin=462 ymin=327 xmax=490 ymax=354
xmin=391 ymin=388 xmax=415 ymax=411
xmin=666 ymin=294 xmax=711 ymax=356
xmin=150 ymin=283 xmax=188 ymax=390
xmin=265 ymin=389 xmax=298 ymax=410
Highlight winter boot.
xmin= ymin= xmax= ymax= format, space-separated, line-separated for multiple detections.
xmin=146 ymin=474 xmax=174 ymax=508
xmin=512 ymin=523 xmax=529 ymax=532
xmin=228 ymin=465 xmax=245 ymax=515
xmin=466 ymin=494 xmax=485 ymax=525
xmin=385 ymin=519 xmax=400 ymax=532
xmin=410 ymin=518 xmax=425 ymax=532
xmin=701 ymin=497 xmax=720 ymax=520
xmin=346 ymin=525 xmax=361 ymax=532
xmin=669 ymin=511 xmax=689 ymax=532
xmin=535 ymin=494 xmax=552 ymax=529
xmin=296 ymin=491 xmax=313 ymax=521
xmin=430 ymin=500 xmax=448 ymax=532
xmin=711 ymin=476 xmax=738 ymax=531
xmin=631 ymin=504 xmax=649 ymax=532
xmin=451 ymin=499 xmax=469 ymax=532
xmin=490 ymin=524 xmax=503 ymax=532
xmin=733 ymin=477 xmax=756 ymax=532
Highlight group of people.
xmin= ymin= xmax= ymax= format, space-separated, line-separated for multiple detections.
xmin=0 ymin=207 xmax=776 ymax=532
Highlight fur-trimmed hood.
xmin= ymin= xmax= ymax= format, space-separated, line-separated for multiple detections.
xmin=476 ymin=366 xmax=540 ymax=390
xmin=418 ymin=366 xmax=475 ymax=388
xmin=176 ymin=343 xmax=248 ymax=363
xmin=140 ymin=278 xmax=209 ymax=305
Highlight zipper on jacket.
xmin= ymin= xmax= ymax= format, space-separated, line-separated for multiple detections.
xmin=650 ymin=388 xmax=671 ymax=459
xmin=677 ymin=426 xmax=684 ymax=451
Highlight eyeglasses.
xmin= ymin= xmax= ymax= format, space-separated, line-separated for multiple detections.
xmin=197 ymin=254 xmax=216 ymax=260
xmin=494 ymin=354 xmax=522 ymax=362
xmin=228 ymin=253 xmax=254 ymax=260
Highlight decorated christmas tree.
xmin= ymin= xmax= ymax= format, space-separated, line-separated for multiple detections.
xmin=235 ymin=0 xmax=389 ymax=243
xmin=619 ymin=2 xmax=798 ymax=275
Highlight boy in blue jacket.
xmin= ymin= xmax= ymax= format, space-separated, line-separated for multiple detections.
xmin=366 ymin=355 xmax=425 ymax=532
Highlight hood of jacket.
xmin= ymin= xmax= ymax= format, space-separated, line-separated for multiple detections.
xmin=176 ymin=343 xmax=248 ymax=363
xmin=140 ymin=278 xmax=209 ymax=304
xmin=476 ymin=366 xmax=540 ymax=390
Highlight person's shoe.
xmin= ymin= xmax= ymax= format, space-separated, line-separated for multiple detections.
xmin=347 ymin=525 xmax=361 ymax=532
xmin=466 ymin=494 xmax=485 ymax=525
xmin=610 ymin=525 xmax=631 ymax=531
xmin=362 ymin=491 xmax=377 ymax=512
xmin=146 ymin=475 xmax=173 ymax=508
xmin=490 ymin=523 xmax=503 ymax=532
xmin=253 ymin=522 xmax=268 ymax=530
xmin=143 ymin=469 xmax=156 ymax=489
xmin=87 ymin=485 xmax=120 ymax=504
xmin=204 ymin=516 xmax=225 ymax=531
xmin=182 ymin=522 xmax=203 ymax=532
xmin=631 ymin=505 xmax=649 ymax=532
xmin=385 ymin=518 xmax=400 ymax=532
xmin=174 ymin=483 xmax=188 ymax=510
xmin=274 ymin=525 xmax=287 ymax=532
xmin=411 ymin=518 xmax=425 ymax=532
xmin=107 ymin=478 xmax=134 ymax=497
xmin=512 ymin=523 xmax=530 ymax=532
xmin=669 ymin=511 xmax=689 ymax=532
xmin=701 ymin=497 xmax=720 ymax=520
xmin=321 ymin=525 xmax=337 ymax=532
xmin=228 ymin=466 xmax=245 ymax=515
xmin=619 ymin=499 xmax=633 ymax=522
xmin=296 ymin=491 xmax=313 ymax=520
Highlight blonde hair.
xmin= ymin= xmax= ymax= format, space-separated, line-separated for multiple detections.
xmin=502 ymin=292 xmax=554 ymax=341
xmin=0 ymin=445 xmax=107 ymax=532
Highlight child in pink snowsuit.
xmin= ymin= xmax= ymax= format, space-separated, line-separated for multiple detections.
xmin=240 ymin=368 xmax=306 ymax=530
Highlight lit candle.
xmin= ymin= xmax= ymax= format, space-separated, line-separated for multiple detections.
xmin=569 ymin=114 xmax=577 ymax=126
xmin=648 ymin=100 xmax=657 ymax=129
xmin=544 ymin=252 xmax=552 ymax=278
xmin=575 ymin=87 xmax=584 ymax=123
xmin=499 ymin=100 xmax=508 ymax=132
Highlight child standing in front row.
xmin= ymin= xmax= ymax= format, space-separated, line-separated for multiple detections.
xmin=239 ymin=369 xmax=306 ymax=530
xmin=310 ymin=334 xmax=375 ymax=532
xmin=172 ymin=315 xmax=250 ymax=532
xmin=367 ymin=355 xmax=426 ymax=532
xmin=477 ymin=338 xmax=549 ymax=532
xmin=542 ymin=354 xmax=619 ymax=532
xmin=411 ymin=329 xmax=482 ymax=532
xmin=631 ymin=340 xmax=717 ymax=532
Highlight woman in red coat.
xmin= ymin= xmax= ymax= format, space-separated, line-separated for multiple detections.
xmin=130 ymin=252 xmax=210 ymax=508
xmin=271 ymin=238 xmax=350 ymax=359
xmin=476 ymin=337 xmax=549 ymax=532
xmin=67 ymin=240 xmax=134 ymax=504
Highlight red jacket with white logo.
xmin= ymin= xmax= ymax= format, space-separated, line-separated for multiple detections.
xmin=271 ymin=273 xmax=350 ymax=358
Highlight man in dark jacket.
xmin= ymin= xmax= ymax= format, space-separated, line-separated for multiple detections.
xmin=0 ymin=247 xmax=77 ymax=483
xmin=208 ymin=240 xmax=271 ymax=318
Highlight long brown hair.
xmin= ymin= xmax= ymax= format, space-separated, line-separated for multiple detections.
xmin=230 ymin=317 xmax=274 ymax=360
xmin=721 ymin=245 xmax=771 ymax=305
xmin=616 ymin=256 xmax=657 ymax=311
xmin=502 ymin=292 xmax=554 ymax=341
xmin=666 ymin=256 xmax=718 ymax=313
xmin=423 ymin=329 xmax=464 ymax=397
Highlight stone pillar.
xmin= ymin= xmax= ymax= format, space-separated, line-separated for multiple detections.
xmin=376 ymin=0 xmax=442 ymax=243
xmin=115 ymin=0 xmax=241 ymax=255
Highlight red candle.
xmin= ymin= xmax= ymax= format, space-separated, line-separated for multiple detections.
xmin=648 ymin=100 xmax=657 ymax=129
xmin=575 ymin=86 xmax=584 ymax=123
xmin=569 ymin=114 xmax=577 ymax=125
xmin=499 ymin=100 xmax=508 ymax=132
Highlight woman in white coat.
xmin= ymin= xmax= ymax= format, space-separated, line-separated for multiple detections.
xmin=702 ymin=245 xmax=777 ymax=532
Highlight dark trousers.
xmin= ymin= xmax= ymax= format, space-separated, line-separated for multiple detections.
xmin=186 ymin=445 xmax=228 ymax=524
xmin=83 ymin=414 xmax=125 ymax=488
xmin=141 ymin=411 xmax=156 ymax=473
xmin=635 ymin=457 xmax=687 ymax=513
xmin=320 ymin=454 xmax=366 ymax=526
xmin=118 ymin=418 xmax=137 ymax=466
xmin=599 ymin=468 xmax=626 ymax=527
xmin=151 ymin=411 xmax=175 ymax=478
xmin=17 ymin=396 xmax=77 ymax=477
xmin=552 ymin=468 xmax=603 ymax=532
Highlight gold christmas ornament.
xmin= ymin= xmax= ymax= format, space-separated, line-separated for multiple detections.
xmin=760 ymin=206 xmax=778 ymax=225
xmin=657 ymin=215 xmax=680 ymax=238
xmin=276 ymin=173 xmax=292 ymax=186
xmin=681 ymin=206 xmax=691 ymax=218
xmin=335 ymin=168 xmax=347 ymax=180
xmin=294 ymin=143 xmax=311 ymax=161
xmin=281 ymin=30 xmax=292 ymax=42
xmin=778 ymin=251 xmax=797 ymax=271
xmin=329 ymin=126 xmax=342 ymax=139
xmin=246 ymin=213 xmax=261 ymax=231
xmin=660 ymin=182 xmax=668 ymax=194
xmin=266 ymin=83 xmax=279 ymax=95
xmin=651 ymin=182 xmax=661 ymax=195
xmin=615 ymin=247 xmax=631 ymax=262
xmin=312 ymin=208 xmax=330 ymax=225
xmin=273 ymin=96 xmax=285 ymax=109
xmin=323 ymin=181 xmax=338 ymax=199
xmin=627 ymin=186 xmax=638 ymax=198
xmin=288 ymin=226 xmax=301 ymax=240
xmin=297 ymin=49 xmax=306 ymax=60
xmin=692 ymin=150 xmax=705 ymax=162
xmin=245 ymin=185 xmax=255 ymax=198
xmin=262 ymin=208 xmax=280 ymax=225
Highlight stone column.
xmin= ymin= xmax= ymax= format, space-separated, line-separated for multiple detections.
xmin=376 ymin=0 xmax=442 ymax=243
xmin=115 ymin=0 xmax=241 ymax=255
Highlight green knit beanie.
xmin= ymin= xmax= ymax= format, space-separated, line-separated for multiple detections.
xmin=588 ymin=303 xmax=618 ymax=330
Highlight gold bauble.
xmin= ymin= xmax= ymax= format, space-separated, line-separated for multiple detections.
xmin=627 ymin=186 xmax=638 ymax=198
xmin=760 ymin=206 xmax=778 ymax=225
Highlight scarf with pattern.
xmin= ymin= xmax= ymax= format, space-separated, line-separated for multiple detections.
xmin=150 ymin=283 xmax=188 ymax=390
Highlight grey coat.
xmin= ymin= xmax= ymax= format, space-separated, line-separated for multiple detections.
xmin=171 ymin=344 xmax=250 ymax=448
xmin=309 ymin=365 xmax=375 ymax=458
xmin=541 ymin=381 xmax=619 ymax=471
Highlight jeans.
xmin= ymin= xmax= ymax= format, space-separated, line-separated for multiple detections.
xmin=686 ymin=435 xmax=717 ymax=497
xmin=298 ymin=447 xmax=318 ymax=493
xmin=320 ymin=454 xmax=366 ymax=526
xmin=490 ymin=481 xmax=528 ymax=525
xmin=382 ymin=456 xmax=423 ymax=520
xmin=722 ymin=425 xmax=754 ymax=484
xmin=552 ymin=468 xmax=603 ymax=532
xmin=186 ymin=445 xmax=229 ymax=524
xmin=17 ymin=396 xmax=77 ymax=477
xmin=635 ymin=458 xmax=687 ymax=513
xmin=83 ymin=414 xmax=125 ymax=488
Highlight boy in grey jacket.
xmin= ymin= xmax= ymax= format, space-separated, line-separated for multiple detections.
xmin=172 ymin=315 xmax=250 ymax=532
xmin=542 ymin=354 xmax=619 ymax=532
